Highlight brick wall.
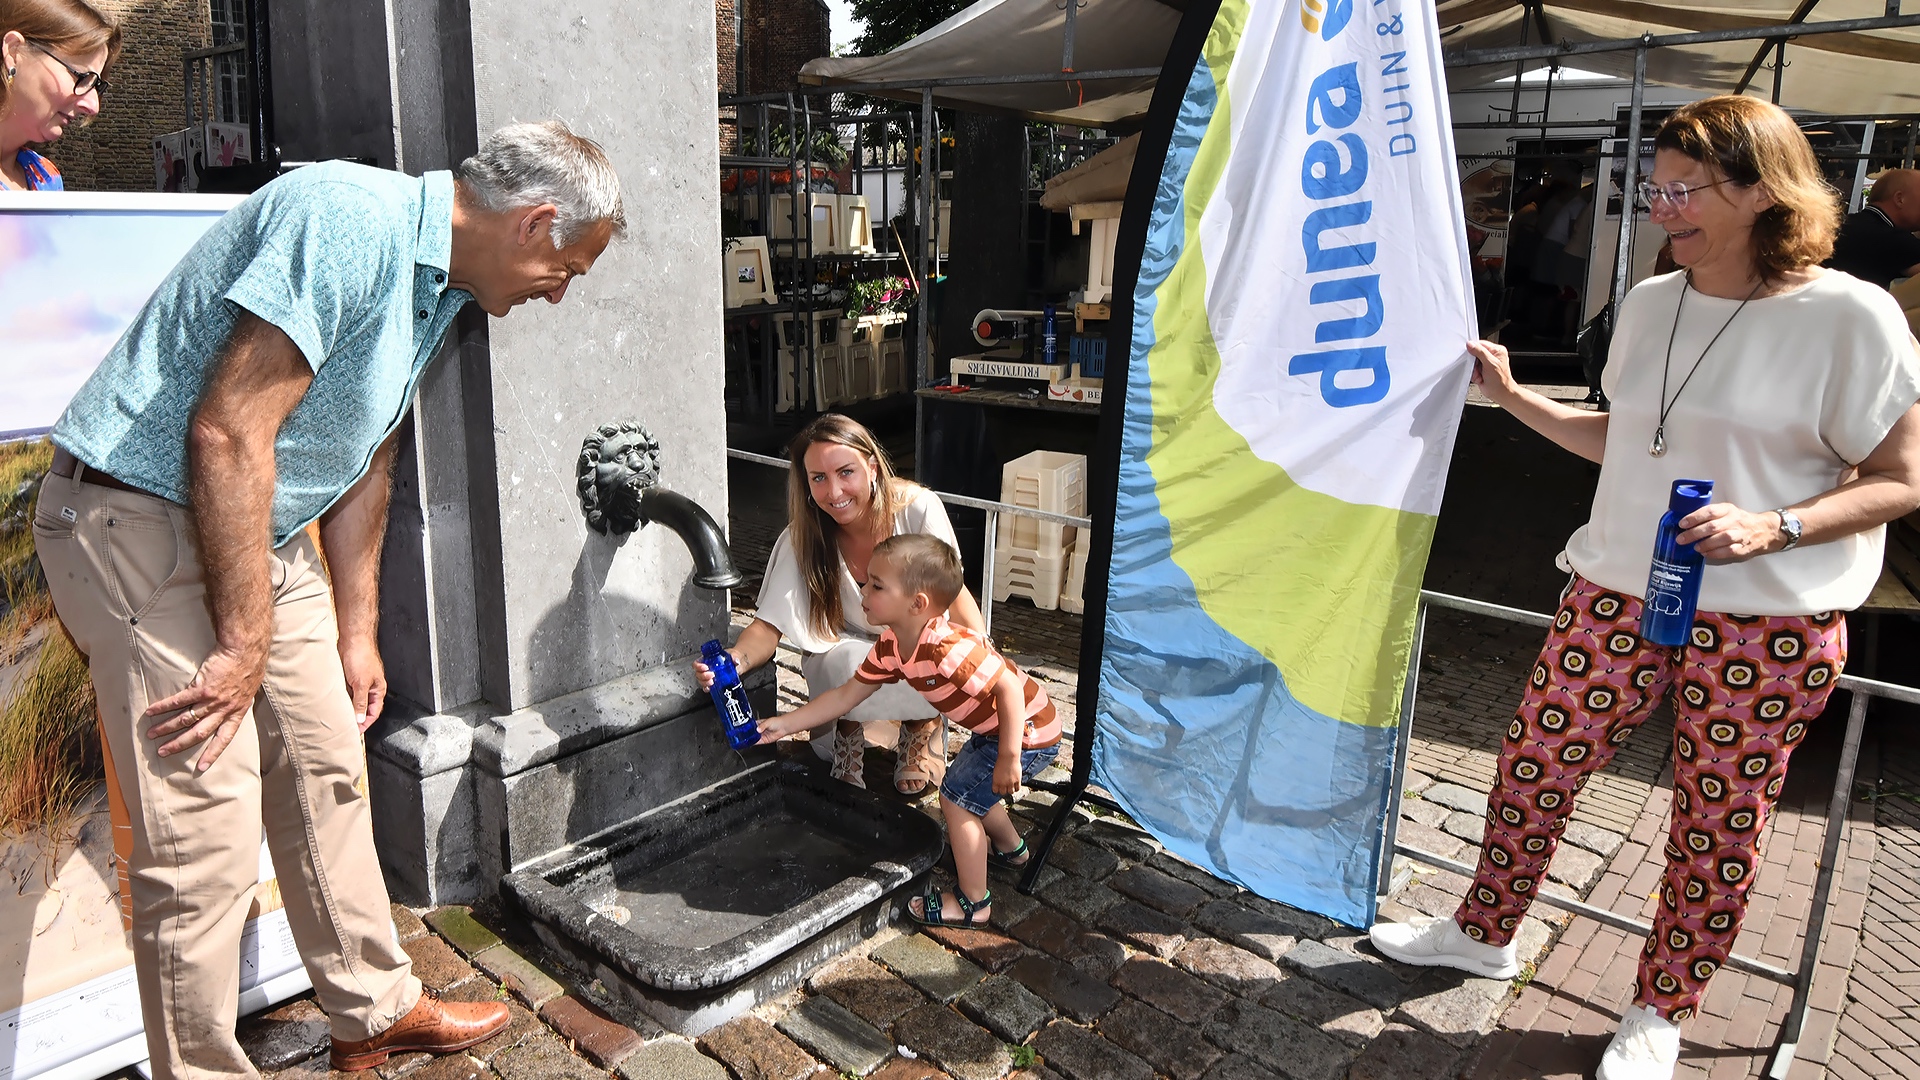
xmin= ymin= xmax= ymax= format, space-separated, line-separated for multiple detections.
xmin=40 ymin=0 xmax=210 ymax=192
xmin=736 ymin=0 xmax=828 ymax=95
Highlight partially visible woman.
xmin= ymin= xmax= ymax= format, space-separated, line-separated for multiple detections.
xmin=697 ymin=414 xmax=988 ymax=794
xmin=0 ymin=0 xmax=118 ymax=191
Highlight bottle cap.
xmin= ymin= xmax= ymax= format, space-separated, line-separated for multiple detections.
xmin=701 ymin=639 xmax=724 ymax=661
xmin=1668 ymin=479 xmax=1714 ymax=516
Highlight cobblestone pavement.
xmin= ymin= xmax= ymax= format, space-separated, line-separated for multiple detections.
xmin=212 ymin=455 xmax=1917 ymax=1080
xmin=1827 ymin=735 xmax=1920 ymax=1080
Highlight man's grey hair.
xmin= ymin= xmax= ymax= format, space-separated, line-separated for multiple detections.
xmin=456 ymin=121 xmax=627 ymax=247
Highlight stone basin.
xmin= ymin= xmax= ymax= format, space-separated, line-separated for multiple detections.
xmin=501 ymin=758 xmax=943 ymax=1032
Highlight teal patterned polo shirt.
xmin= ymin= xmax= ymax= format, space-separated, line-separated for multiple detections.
xmin=52 ymin=161 xmax=471 ymax=547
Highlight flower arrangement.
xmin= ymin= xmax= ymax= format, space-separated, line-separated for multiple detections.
xmin=845 ymin=276 xmax=915 ymax=318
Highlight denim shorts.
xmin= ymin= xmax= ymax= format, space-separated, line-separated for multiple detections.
xmin=940 ymin=733 xmax=1059 ymax=817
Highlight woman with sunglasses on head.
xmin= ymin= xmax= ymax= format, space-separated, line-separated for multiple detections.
xmin=1 ymin=0 xmax=117 ymax=191
xmin=1369 ymin=96 xmax=1920 ymax=1080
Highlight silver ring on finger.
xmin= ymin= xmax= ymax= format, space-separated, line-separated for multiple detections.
xmin=185 ymin=707 xmax=197 ymax=722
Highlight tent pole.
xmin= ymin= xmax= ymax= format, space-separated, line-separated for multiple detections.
xmin=1608 ymin=43 xmax=1647 ymax=338
xmin=1061 ymin=0 xmax=1080 ymax=72
xmin=915 ymin=86 xmax=932 ymax=480
xmin=1772 ymin=40 xmax=1787 ymax=104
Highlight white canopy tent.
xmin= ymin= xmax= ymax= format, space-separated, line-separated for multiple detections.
xmin=1439 ymin=1 xmax=1920 ymax=114
xmin=795 ymin=1 xmax=1920 ymax=122
xmin=796 ymin=0 xmax=1181 ymax=125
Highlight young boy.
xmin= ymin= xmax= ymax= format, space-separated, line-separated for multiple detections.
xmin=757 ymin=533 xmax=1060 ymax=926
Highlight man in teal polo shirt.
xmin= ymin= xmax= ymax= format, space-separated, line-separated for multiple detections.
xmin=35 ymin=121 xmax=624 ymax=1078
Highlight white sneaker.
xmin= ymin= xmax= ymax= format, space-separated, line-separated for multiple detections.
xmin=1596 ymin=1004 xmax=1681 ymax=1080
xmin=1367 ymin=916 xmax=1520 ymax=979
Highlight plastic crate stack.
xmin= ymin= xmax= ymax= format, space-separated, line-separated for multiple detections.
xmin=991 ymin=450 xmax=1087 ymax=612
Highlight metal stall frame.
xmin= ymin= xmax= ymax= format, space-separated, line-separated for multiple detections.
xmin=718 ymin=66 xmax=1159 ymax=450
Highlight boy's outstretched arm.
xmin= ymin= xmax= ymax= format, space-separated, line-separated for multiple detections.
xmin=758 ymin=678 xmax=881 ymax=742
xmin=991 ymin=669 xmax=1026 ymax=795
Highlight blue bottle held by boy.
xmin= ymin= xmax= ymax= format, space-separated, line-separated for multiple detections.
xmin=702 ymin=640 xmax=761 ymax=751
xmin=1640 ymin=479 xmax=1714 ymax=647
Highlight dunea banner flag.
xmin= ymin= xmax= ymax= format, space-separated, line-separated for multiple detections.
xmin=1092 ymin=0 xmax=1475 ymax=927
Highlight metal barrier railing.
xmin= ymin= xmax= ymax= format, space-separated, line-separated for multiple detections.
xmin=727 ymin=448 xmax=1093 ymax=642
xmin=1388 ymin=590 xmax=1920 ymax=1079
xmin=727 ymin=447 xmax=1918 ymax=1074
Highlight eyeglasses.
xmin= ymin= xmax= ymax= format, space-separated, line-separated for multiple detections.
xmin=29 ymin=41 xmax=112 ymax=97
xmin=1635 ymin=178 xmax=1731 ymax=211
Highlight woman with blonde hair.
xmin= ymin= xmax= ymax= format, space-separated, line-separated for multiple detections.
xmin=1 ymin=0 xmax=118 ymax=190
xmin=1370 ymin=95 xmax=1920 ymax=1080
xmin=697 ymin=414 xmax=986 ymax=793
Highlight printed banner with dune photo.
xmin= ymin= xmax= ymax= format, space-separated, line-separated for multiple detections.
xmin=1090 ymin=0 xmax=1474 ymax=927
xmin=1 ymin=192 xmax=310 ymax=1080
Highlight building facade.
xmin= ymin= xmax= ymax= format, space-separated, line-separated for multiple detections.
xmin=43 ymin=0 xmax=211 ymax=192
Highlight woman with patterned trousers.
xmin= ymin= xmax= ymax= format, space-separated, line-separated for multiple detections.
xmin=1370 ymin=95 xmax=1920 ymax=1080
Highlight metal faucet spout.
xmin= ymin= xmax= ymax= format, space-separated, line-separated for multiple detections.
xmin=640 ymin=488 xmax=745 ymax=590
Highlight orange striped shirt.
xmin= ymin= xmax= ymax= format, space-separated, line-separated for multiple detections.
xmin=855 ymin=616 xmax=1061 ymax=748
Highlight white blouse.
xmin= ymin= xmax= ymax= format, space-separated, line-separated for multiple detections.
xmin=1565 ymin=270 xmax=1920 ymax=615
xmin=755 ymin=485 xmax=963 ymax=653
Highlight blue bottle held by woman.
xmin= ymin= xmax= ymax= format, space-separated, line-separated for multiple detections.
xmin=702 ymin=640 xmax=761 ymax=750
xmin=1640 ymin=479 xmax=1715 ymax=647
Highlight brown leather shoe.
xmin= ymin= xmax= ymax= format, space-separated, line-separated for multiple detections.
xmin=329 ymin=992 xmax=510 ymax=1071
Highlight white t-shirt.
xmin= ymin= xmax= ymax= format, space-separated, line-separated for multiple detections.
xmin=1565 ymin=269 xmax=1920 ymax=615
xmin=756 ymin=484 xmax=963 ymax=653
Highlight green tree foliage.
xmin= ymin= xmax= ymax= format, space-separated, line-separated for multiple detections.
xmin=848 ymin=0 xmax=970 ymax=56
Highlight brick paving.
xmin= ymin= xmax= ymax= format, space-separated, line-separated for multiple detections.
xmin=210 ymin=453 xmax=1920 ymax=1080
xmin=1828 ymin=735 xmax=1920 ymax=1080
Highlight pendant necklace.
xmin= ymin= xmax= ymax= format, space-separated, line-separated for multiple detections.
xmin=1649 ymin=273 xmax=1763 ymax=457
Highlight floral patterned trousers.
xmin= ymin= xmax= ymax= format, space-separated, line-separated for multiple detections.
xmin=1454 ymin=575 xmax=1846 ymax=1021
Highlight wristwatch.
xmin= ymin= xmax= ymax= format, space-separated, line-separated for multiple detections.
xmin=1773 ymin=509 xmax=1804 ymax=551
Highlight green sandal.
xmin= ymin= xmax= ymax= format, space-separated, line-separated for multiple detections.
xmin=987 ymin=838 xmax=1030 ymax=868
xmin=910 ymin=887 xmax=992 ymax=927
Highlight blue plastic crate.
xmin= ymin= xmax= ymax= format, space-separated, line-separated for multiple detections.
xmin=1069 ymin=334 xmax=1107 ymax=379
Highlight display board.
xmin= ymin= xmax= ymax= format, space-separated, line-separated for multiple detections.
xmin=1087 ymin=0 xmax=1475 ymax=927
xmin=0 ymin=191 xmax=310 ymax=1080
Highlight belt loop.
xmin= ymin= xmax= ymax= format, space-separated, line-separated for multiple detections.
xmin=66 ymin=456 xmax=84 ymax=493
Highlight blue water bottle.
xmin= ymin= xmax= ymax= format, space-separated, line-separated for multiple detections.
xmin=1640 ymin=479 xmax=1714 ymax=647
xmin=702 ymin=640 xmax=760 ymax=751
xmin=1041 ymin=304 xmax=1058 ymax=367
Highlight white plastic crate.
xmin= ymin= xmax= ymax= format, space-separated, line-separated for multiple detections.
xmin=926 ymin=199 xmax=952 ymax=258
xmin=776 ymin=349 xmax=799 ymax=412
xmin=723 ymin=237 xmax=778 ymax=308
xmin=837 ymin=194 xmax=875 ymax=253
xmin=875 ymin=337 xmax=908 ymax=398
xmin=771 ymin=193 xmax=839 ymax=252
xmin=992 ymin=547 xmax=1072 ymax=611
xmin=1071 ymin=201 xmax=1122 ymax=305
xmin=812 ymin=343 xmax=853 ymax=408
xmin=822 ymin=314 xmax=860 ymax=347
xmin=1060 ymin=543 xmax=1088 ymax=614
xmin=998 ymin=450 xmax=1087 ymax=554
xmin=844 ymin=341 xmax=877 ymax=404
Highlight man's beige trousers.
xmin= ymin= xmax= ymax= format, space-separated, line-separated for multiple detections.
xmin=34 ymin=471 xmax=419 ymax=1080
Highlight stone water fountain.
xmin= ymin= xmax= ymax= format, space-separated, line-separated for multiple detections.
xmin=272 ymin=0 xmax=945 ymax=1035
xmin=494 ymin=422 xmax=942 ymax=1031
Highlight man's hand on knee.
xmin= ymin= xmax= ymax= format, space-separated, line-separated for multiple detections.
xmin=145 ymin=641 xmax=269 ymax=771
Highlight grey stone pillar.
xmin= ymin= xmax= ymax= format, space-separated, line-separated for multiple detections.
xmin=348 ymin=0 xmax=751 ymax=904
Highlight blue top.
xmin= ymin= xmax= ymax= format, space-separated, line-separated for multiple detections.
xmin=52 ymin=162 xmax=471 ymax=547
xmin=14 ymin=148 xmax=62 ymax=189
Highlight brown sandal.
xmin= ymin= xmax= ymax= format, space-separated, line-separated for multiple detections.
xmin=832 ymin=718 xmax=866 ymax=788
xmin=895 ymin=719 xmax=945 ymax=796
